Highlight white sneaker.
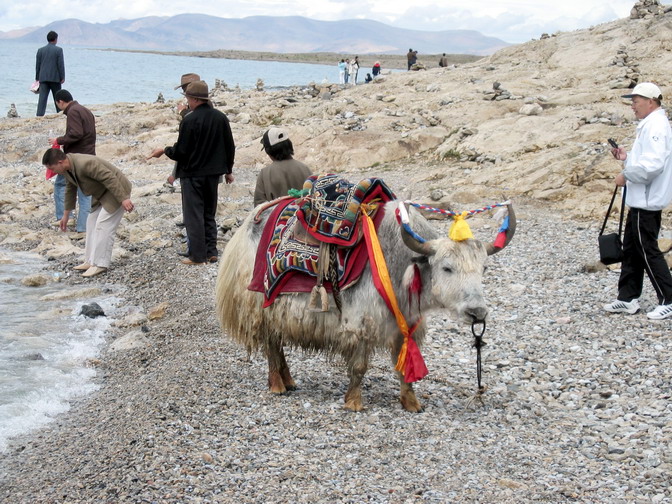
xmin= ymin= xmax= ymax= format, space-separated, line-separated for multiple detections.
xmin=646 ymin=304 xmax=672 ymax=320
xmin=603 ymin=299 xmax=640 ymax=314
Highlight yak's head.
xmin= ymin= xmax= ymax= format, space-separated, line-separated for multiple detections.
xmin=400 ymin=203 xmax=516 ymax=324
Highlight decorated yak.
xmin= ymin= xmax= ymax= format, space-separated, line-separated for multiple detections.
xmin=215 ymin=175 xmax=515 ymax=412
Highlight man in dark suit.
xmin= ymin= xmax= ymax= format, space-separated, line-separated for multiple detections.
xmin=35 ymin=31 xmax=65 ymax=116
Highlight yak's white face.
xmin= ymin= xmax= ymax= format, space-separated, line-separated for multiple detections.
xmin=427 ymin=239 xmax=489 ymax=323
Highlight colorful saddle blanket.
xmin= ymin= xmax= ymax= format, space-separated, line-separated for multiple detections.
xmin=248 ymin=176 xmax=396 ymax=307
xmin=296 ymin=174 xmax=396 ymax=247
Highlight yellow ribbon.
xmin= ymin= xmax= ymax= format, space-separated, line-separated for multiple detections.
xmin=448 ymin=211 xmax=473 ymax=241
xmin=360 ymin=206 xmax=411 ymax=373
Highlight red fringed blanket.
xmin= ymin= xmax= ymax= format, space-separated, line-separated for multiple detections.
xmin=248 ymin=176 xmax=395 ymax=307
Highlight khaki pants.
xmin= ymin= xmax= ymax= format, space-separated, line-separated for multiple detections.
xmin=84 ymin=205 xmax=124 ymax=268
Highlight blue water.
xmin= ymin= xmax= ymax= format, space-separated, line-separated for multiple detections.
xmin=0 ymin=250 xmax=120 ymax=451
xmin=0 ymin=41 xmax=337 ymax=118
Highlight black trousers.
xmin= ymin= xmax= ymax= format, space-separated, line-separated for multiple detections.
xmin=181 ymin=175 xmax=220 ymax=263
xmin=618 ymin=208 xmax=672 ymax=304
xmin=36 ymin=81 xmax=62 ymax=116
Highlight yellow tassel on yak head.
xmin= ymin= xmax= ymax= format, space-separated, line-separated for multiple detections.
xmin=448 ymin=211 xmax=473 ymax=242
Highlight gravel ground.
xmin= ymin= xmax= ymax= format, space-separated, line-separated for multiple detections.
xmin=0 ymin=157 xmax=671 ymax=504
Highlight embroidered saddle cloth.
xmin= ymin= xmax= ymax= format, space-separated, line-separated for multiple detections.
xmin=248 ymin=175 xmax=396 ymax=307
xmin=296 ymin=174 xmax=396 ymax=247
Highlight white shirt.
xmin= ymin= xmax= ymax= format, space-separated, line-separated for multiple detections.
xmin=624 ymin=107 xmax=672 ymax=211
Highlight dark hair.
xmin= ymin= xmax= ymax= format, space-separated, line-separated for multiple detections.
xmin=47 ymin=31 xmax=58 ymax=42
xmin=42 ymin=148 xmax=66 ymax=166
xmin=264 ymin=139 xmax=294 ymax=161
xmin=54 ymin=89 xmax=73 ymax=102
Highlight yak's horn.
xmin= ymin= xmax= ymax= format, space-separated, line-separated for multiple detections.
xmin=485 ymin=203 xmax=516 ymax=256
xmin=398 ymin=201 xmax=436 ymax=256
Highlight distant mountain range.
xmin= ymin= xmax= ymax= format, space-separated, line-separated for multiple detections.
xmin=0 ymin=14 xmax=510 ymax=55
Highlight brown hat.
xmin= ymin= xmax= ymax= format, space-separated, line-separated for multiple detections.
xmin=183 ymin=80 xmax=209 ymax=100
xmin=174 ymin=73 xmax=201 ymax=90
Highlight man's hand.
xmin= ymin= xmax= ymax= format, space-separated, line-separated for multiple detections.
xmin=611 ymin=147 xmax=627 ymax=161
xmin=121 ymin=199 xmax=135 ymax=212
xmin=59 ymin=211 xmax=70 ymax=232
xmin=615 ymin=173 xmax=627 ymax=187
xmin=167 ymin=175 xmax=176 ymax=185
xmin=225 ymin=173 xmax=234 ymax=184
xmin=48 ymin=137 xmax=58 ymax=146
xmin=147 ymin=148 xmax=165 ymax=160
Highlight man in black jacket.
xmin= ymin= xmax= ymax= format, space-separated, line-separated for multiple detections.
xmin=35 ymin=31 xmax=65 ymax=116
xmin=148 ymin=80 xmax=235 ymax=265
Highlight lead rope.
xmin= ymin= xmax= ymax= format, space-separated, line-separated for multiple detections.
xmin=467 ymin=320 xmax=487 ymax=408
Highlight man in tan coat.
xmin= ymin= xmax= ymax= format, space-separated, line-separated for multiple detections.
xmin=42 ymin=148 xmax=134 ymax=277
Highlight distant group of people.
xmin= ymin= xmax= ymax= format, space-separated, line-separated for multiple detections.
xmin=337 ymin=56 xmax=360 ymax=85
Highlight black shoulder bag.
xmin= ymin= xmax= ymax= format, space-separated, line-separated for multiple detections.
xmin=598 ymin=185 xmax=626 ymax=265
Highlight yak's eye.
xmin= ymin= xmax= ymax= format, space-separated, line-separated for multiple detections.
xmin=442 ymin=266 xmax=453 ymax=273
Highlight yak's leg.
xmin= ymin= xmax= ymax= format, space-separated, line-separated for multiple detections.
xmin=278 ymin=346 xmax=297 ymax=390
xmin=344 ymin=343 xmax=370 ymax=412
xmin=266 ymin=338 xmax=291 ymax=394
xmin=392 ymin=344 xmax=423 ymax=412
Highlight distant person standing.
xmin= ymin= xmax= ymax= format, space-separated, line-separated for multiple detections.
xmin=407 ymin=48 xmax=418 ymax=70
xmin=372 ymin=61 xmax=381 ymax=77
xmin=349 ymin=56 xmax=360 ymax=85
xmin=148 ymin=81 xmax=235 ymax=265
xmin=48 ymin=89 xmax=94 ymax=233
xmin=35 ymin=31 xmax=65 ymax=116
xmin=439 ymin=53 xmax=449 ymax=67
xmin=338 ymin=59 xmax=346 ymax=84
xmin=344 ymin=58 xmax=351 ymax=84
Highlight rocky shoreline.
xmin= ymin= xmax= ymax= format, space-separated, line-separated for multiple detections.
xmin=1 ymin=10 xmax=672 ymax=503
xmin=99 ymin=48 xmax=482 ymax=72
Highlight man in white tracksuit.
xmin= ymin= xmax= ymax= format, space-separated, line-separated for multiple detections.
xmin=604 ymin=82 xmax=672 ymax=320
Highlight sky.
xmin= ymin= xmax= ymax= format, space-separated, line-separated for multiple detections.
xmin=0 ymin=0 xmax=638 ymax=43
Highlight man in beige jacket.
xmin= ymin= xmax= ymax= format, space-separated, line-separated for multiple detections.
xmin=42 ymin=148 xmax=134 ymax=277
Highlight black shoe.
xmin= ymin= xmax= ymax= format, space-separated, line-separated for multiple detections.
xmin=177 ymin=250 xmax=190 ymax=257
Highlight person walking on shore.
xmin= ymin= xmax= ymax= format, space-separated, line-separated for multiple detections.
xmin=48 ymin=89 xmax=94 ymax=233
xmin=254 ymin=127 xmax=312 ymax=207
xmin=42 ymin=148 xmax=134 ymax=278
xmin=439 ymin=53 xmax=449 ymax=68
xmin=603 ymin=82 xmax=672 ymax=320
xmin=148 ymin=80 xmax=235 ymax=265
xmin=35 ymin=31 xmax=65 ymax=117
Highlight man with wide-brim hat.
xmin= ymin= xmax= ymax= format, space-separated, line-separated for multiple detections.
xmin=603 ymin=82 xmax=672 ymax=320
xmin=174 ymin=73 xmax=200 ymax=91
xmin=148 ymin=80 xmax=235 ymax=265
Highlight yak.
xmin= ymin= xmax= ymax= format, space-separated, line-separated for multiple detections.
xmin=215 ymin=199 xmax=515 ymax=412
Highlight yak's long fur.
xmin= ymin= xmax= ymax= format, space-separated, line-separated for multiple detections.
xmin=215 ymin=200 xmax=493 ymax=411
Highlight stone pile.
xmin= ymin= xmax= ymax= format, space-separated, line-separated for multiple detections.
xmin=630 ymin=0 xmax=666 ymax=18
xmin=483 ymin=81 xmax=514 ymax=101
xmin=609 ymin=45 xmax=640 ymax=89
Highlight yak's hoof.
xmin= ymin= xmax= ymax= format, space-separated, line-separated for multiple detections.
xmin=344 ymin=399 xmax=364 ymax=412
xmin=400 ymin=396 xmax=423 ymax=413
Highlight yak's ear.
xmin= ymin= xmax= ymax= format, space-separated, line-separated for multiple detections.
xmin=485 ymin=203 xmax=516 ymax=256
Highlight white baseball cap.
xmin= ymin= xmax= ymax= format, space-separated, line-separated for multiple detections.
xmin=261 ymin=127 xmax=290 ymax=150
xmin=622 ymin=82 xmax=663 ymax=100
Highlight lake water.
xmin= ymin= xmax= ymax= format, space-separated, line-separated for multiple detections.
xmin=0 ymin=41 xmax=338 ymax=118
xmin=0 ymin=250 xmax=123 ymax=452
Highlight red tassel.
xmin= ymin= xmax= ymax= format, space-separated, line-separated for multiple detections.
xmin=404 ymin=337 xmax=429 ymax=383
xmin=407 ymin=264 xmax=423 ymax=310
xmin=493 ymin=230 xmax=507 ymax=249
